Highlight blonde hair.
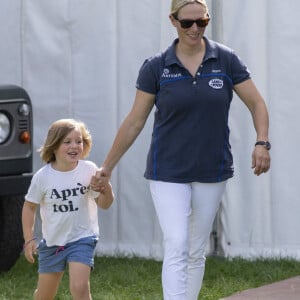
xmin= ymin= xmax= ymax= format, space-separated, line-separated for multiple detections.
xmin=39 ymin=118 xmax=92 ymax=163
xmin=170 ymin=0 xmax=208 ymax=16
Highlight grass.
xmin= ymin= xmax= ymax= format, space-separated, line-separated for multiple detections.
xmin=1 ymin=255 xmax=300 ymax=299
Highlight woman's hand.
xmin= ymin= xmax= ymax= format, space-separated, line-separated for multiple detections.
xmin=252 ymin=146 xmax=271 ymax=175
xmin=90 ymin=169 xmax=111 ymax=193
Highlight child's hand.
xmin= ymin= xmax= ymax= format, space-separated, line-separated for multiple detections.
xmin=23 ymin=238 xmax=37 ymax=264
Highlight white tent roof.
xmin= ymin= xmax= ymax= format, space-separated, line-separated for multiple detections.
xmin=1 ymin=0 xmax=299 ymax=259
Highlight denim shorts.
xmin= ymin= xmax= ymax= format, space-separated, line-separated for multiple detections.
xmin=37 ymin=236 xmax=98 ymax=273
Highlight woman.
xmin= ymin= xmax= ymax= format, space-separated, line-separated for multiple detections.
xmin=92 ymin=0 xmax=270 ymax=299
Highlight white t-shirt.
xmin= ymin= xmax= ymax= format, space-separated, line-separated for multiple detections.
xmin=26 ymin=160 xmax=99 ymax=246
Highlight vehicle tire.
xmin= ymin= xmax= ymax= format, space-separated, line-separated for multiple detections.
xmin=0 ymin=195 xmax=24 ymax=272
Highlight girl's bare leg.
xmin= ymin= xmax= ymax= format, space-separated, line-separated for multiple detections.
xmin=69 ymin=262 xmax=92 ymax=300
xmin=34 ymin=272 xmax=64 ymax=300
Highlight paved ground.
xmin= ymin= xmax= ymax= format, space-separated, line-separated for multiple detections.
xmin=219 ymin=276 xmax=300 ymax=300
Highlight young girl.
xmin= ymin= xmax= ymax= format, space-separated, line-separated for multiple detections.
xmin=22 ymin=118 xmax=114 ymax=300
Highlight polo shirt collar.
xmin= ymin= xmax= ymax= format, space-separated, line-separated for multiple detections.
xmin=164 ymin=37 xmax=218 ymax=67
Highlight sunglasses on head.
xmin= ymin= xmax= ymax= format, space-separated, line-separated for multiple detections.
xmin=174 ymin=16 xmax=210 ymax=29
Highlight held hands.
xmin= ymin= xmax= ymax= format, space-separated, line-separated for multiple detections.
xmin=252 ymin=146 xmax=271 ymax=175
xmin=90 ymin=167 xmax=112 ymax=193
xmin=23 ymin=238 xmax=37 ymax=264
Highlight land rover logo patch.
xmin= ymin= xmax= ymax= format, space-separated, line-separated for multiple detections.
xmin=209 ymin=78 xmax=223 ymax=89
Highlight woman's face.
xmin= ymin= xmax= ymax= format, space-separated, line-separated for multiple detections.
xmin=170 ymin=3 xmax=209 ymax=46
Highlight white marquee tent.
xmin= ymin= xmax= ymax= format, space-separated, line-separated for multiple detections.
xmin=1 ymin=0 xmax=300 ymax=260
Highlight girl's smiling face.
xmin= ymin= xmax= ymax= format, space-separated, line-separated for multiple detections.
xmin=53 ymin=128 xmax=83 ymax=171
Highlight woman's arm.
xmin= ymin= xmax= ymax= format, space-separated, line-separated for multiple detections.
xmin=101 ymin=89 xmax=156 ymax=177
xmin=234 ymin=79 xmax=271 ymax=176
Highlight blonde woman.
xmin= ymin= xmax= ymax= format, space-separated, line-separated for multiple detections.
xmin=93 ymin=0 xmax=270 ymax=299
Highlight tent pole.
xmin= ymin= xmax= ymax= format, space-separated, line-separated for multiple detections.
xmin=211 ymin=0 xmax=223 ymax=43
xmin=210 ymin=0 xmax=224 ymax=257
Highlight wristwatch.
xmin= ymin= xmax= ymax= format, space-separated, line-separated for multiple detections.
xmin=255 ymin=141 xmax=271 ymax=150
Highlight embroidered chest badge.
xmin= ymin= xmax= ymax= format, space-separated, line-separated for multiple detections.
xmin=162 ymin=68 xmax=182 ymax=78
xmin=209 ymin=78 xmax=223 ymax=89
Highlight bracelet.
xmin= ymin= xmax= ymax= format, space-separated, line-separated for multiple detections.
xmin=23 ymin=237 xmax=37 ymax=249
xmin=255 ymin=141 xmax=271 ymax=150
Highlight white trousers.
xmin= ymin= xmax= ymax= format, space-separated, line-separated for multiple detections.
xmin=149 ymin=180 xmax=226 ymax=300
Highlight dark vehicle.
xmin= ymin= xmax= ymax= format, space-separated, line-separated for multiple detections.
xmin=0 ymin=85 xmax=33 ymax=272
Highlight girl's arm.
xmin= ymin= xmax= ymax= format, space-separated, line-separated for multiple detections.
xmin=22 ymin=200 xmax=38 ymax=263
xmin=94 ymin=182 xmax=114 ymax=209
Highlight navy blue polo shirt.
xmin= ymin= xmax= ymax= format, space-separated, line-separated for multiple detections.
xmin=136 ymin=37 xmax=250 ymax=183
